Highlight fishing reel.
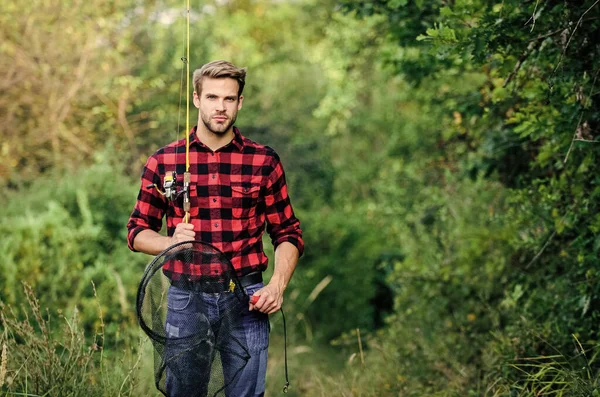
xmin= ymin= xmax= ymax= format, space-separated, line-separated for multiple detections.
xmin=147 ymin=171 xmax=191 ymax=213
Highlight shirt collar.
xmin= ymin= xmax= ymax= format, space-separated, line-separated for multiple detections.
xmin=190 ymin=126 xmax=245 ymax=152
xmin=230 ymin=127 xmax=245 ymax=151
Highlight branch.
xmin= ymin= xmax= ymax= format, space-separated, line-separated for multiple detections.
xmin=57 ymin=125 xmax=93 ymax=155
xmin=524 ymin=0 xmax=543 ymax=32
xmin=564 ymin=67 xmax=600 ymax=163
xmin=504 ymin=40 xmax=540 ymax=88
xmin=564 ymin=114 xmax=584 ymax=164
xmin=118 ymin=92 xmax=140 ymax=161
xmin=504 ymin=26 xmax=563 ymax=88
xmin=527 ymin=28 xmax=564 ymax=42
xmin=561 ymin=0 xmax=599 ymax=59
xmin=549 ymin=0 xmax=600 ymax=84
xmin=525 ymin=230 xmax=556 ymax=269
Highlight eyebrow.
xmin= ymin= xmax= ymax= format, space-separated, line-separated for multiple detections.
xmin=204 ymin=92 xmax=237 ymax=99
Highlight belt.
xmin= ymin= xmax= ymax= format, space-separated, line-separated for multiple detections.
xmin=170 ymin=272 xmax=263 ymax=293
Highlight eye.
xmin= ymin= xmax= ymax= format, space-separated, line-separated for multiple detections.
xmin=206 ymin=95 xmax=216 ymax=99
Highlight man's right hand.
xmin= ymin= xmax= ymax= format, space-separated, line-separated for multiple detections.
xmin=170 ymin=222 xmax=196 ymax=245
xmin=132 ymin=223 xmax=196 ymax=256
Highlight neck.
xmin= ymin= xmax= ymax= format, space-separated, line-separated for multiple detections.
xmin=195 ymin=121 xmax=235 ymax=151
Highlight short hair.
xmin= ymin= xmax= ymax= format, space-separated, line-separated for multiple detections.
xmin=193 ymin=60 xmax=247 ymax=97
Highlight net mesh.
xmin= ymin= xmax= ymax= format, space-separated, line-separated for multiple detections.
xmin=136 ymin=240 xmax=254 ymax=397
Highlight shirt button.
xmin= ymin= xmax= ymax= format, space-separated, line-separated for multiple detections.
xmin=212 ymin=174 xmax=216 ymax=179
xmin=214 ymin=223 xmax=219 ymax=228
xmin=213 ymin=198 xmax=217 ymax=203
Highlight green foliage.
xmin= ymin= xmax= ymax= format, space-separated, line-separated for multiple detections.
xmin=0 ymin=284 xmax=143 ymax=396
xmin=333 ymin=0 xmax=600 ymax=393
xmin=2 ymin=0 xmax=600 ymax=394
xmin=285 ymin=207 xmax=385 ymax=341
xmin=0 ymin=154 xmax=147 ymax=347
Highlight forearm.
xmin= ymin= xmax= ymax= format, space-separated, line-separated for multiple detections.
xmin=132 ymin=229 xmax=172 ymax=256
xmin=269 ymin=242 xmax=299 ymax=291
xmin=251 ymin=242 xmax=299 ymax=313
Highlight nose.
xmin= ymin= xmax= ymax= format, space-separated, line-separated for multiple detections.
xmin=216 ymin=99 xmax=226 ymax=111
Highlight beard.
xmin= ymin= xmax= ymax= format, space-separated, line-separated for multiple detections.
xmin=200 ymin=111 xmax=237 ymax=135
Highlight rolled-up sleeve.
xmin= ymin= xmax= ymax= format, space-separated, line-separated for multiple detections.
xmin=127 ymin=156 xmax=167 ymax=251
xmin=264 ymin=155 xmax=304 ymax=257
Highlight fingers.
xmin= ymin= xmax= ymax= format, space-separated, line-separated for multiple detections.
xmin=175 ymin=222 xmax=195 ymax=232
xmin=249 ymin=294 xmax=258 ymax=311
xmin=250 ymin=290 xmax=282 ymax=314
xmin=249 ymin=288 xmax=262 ymax=311
xmin=172 ymin=222 xmax=195 ymax=244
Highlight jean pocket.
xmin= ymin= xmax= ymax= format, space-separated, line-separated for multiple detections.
xmin=167 ymin=286 xmax=193 ymax=311
xmin=245 ymin=311 xmax=270 ymax=353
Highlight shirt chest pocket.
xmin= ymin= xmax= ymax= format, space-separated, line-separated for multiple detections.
xmin=230 ymin=183 xmax=261 ymax=219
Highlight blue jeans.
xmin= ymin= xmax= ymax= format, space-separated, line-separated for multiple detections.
xmin=164 ymin=282 xmax=269 ymax=397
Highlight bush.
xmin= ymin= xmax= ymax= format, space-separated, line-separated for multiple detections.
xmin=0 ymin=283 xmax=143 ymax=396
xmin=0 ymin=155 xmax=147 ymax=347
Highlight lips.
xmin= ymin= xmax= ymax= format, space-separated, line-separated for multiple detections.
xmin=213 ymin=116 xmax=227 ymax=122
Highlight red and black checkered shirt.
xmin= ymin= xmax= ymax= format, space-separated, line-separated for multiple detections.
xmin=127 ymin=126 xmax=304 ymax=277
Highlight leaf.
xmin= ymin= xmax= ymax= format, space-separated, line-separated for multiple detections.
xmin=440 ymin=7 xmax=454 ymax=17
xmin=388 ymin=0 xmax=409 ymax=8
xmin=580 ymin=295 xmax=591 ymax=318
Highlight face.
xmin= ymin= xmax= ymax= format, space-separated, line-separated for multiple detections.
xmin=193 ymin=77 xmax=243 ymax=136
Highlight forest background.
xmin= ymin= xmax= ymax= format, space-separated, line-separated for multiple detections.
xmin=1 ymin=0 xmax=599 ymax=395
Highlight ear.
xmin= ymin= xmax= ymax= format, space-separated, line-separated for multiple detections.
xmin=237 ymin=95 xmax=244 ymax=111
xmin=193 ymin=91 xmax=200 ymax=109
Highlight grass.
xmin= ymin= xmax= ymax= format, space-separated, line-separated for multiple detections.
xmin=0 ymin=283 xmax=143 ymax=397
xmin=0 ymin=284 xmax=470 ymax=396
xmin=266 ymin=324 xmax=406 ymax=397
xmin=497 ymin=336 xmax=600 ymax=397
xmin=3 ymin=283 xmax=598 ymax=397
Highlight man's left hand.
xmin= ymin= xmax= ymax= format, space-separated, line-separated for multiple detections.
xmin=249 ymin=283 xmax=284 ymax=314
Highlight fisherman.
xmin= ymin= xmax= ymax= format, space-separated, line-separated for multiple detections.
xmin=127 ymin=60 xmax=304 ymax=396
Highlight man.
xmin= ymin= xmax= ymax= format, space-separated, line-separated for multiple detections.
xmin=127 ymin=60 xmax=303 ymax=396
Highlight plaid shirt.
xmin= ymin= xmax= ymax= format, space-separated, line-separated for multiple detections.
xmin=127 ymin=126 xmax=304 ymax=277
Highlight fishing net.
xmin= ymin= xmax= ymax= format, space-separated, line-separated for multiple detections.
xmin=136 ymin=240 xmax=258 ymax=397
